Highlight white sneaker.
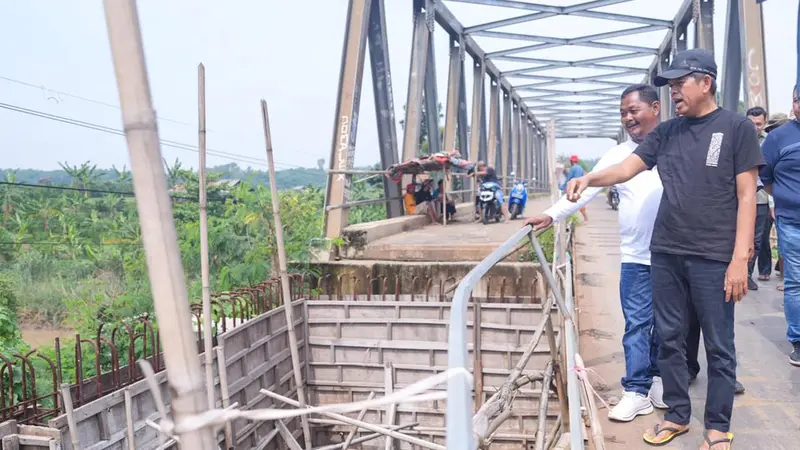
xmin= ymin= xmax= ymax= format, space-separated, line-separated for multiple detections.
xmin=608 ymin=391 xmax=654 ymax=422
xmin=649 ymin=376 xmax=668 ymax=409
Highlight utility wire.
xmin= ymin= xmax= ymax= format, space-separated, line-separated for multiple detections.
xmin=0 ymin=101 xmax=305 ymax=170
xmin=0 ymin=180 xmax=227 ymax=202
xmin=0 ymin=241 xmax=141 ymax=246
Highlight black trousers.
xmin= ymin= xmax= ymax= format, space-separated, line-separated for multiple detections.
xmin=758 ymin=214 xmax=774 ymax=276
xmin=748 ymin=204 xmax=771 ymax=278
xmin=652 ymin=252 xmax=736 ymax=432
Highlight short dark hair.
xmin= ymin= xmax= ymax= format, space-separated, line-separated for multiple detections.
xmin=746 ymin=106 xmax=767 ymax=118
xmin=621 ymin=84 xmax=659 ymax=104
xmin=691 ymin=72 xmax=717 ymax=95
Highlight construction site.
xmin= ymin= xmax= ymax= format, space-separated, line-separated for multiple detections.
xmin=1 ymin=0 xmax=797 ymax=449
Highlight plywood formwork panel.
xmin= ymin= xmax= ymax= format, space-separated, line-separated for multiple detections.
xmin=42 ymin=301 xmax=306 ymax=450
xmin=217 ymin=300 xmax=307 ymax=450
xmin=306 ymin=299 xmax=560 ymax=449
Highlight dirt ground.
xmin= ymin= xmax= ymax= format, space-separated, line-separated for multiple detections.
xmin=575 ymin=198 xmax=800 ymax=450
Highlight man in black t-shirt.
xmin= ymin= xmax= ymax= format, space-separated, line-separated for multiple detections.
xmin=564 ymin=49 xmax=763 ymax=449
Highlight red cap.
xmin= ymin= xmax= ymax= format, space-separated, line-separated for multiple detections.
xmin=570 ymin=155 xmax=579 ymax=163
xmin=406 ymin=183 xmax=415 ymax=191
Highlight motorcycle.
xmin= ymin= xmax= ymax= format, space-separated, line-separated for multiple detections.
xmin=608 ymin=186 xmax=620 ymax=211
xmin=478 ymin=182 xmax=503 ymax=225
xmin=509 ymin=180 xmax=527 ymax=220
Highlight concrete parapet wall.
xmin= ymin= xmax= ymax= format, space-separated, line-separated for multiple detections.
xmin=310 ymin=260 xmax=547 ymax=299
xmin=338 ymin=202 xmax=474 ymax=259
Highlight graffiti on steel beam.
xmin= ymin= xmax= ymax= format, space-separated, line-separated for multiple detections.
xmin=746 ymin=47 xmax=764 ymax=108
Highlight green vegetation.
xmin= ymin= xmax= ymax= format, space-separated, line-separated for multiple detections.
xmin=1 ymin=160 xmax=328 ymax=191
xmin=0 ymin=160 xmax=390 ymax=407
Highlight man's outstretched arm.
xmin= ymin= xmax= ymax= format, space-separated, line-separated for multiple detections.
xmin=585 ymin=153 xmax=649 ymax=187
xmin=525 ymin=148 xmax=620 ymax=229
xmin=565 ymin=154 xmax=649 ymax=202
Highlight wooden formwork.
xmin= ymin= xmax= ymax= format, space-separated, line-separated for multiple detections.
xmin=305 ymin=297 xmax=560 ymax=449
xmin=36 ymin=300 xmax=305 ymax=450
xmin=216 ymin=300 xmax=307 ymax=450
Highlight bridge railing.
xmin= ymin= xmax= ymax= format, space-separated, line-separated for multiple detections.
xmin=325 ymin=167 xmax=546 ymax=220
xmin=447 ymin=221 xmax=588 ymax=449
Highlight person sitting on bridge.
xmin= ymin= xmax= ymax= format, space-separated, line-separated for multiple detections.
xmin=413 ymin=179 xmax=440 ymax=224
xmin=564 ymin=49 xmax=762 ymax=449
xmin=403 ymin=182 xmax=437 ymax=222
xmin=524 ymin=83 xmax=667 ymax=422
xmin=432 ymin=179 xmax=456 ymax=221
xmin=473 ymin=162 xmax=510 ymax=222
xmin=759 ymin=86 xmax=800 ymax=367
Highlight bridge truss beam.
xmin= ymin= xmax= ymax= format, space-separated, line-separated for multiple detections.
xmin=323 ymin=0 xmax=765 ymax=243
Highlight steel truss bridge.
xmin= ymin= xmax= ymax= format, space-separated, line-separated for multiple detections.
xmin=322 ymin=0 xmax=771 ymax=239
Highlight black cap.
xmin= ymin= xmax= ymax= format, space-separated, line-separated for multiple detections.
xmin=653 ymin=48 xmax=717 ymax=87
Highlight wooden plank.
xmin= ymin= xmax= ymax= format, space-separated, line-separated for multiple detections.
xmin=308 ymin=337 xmax=553 ymax=354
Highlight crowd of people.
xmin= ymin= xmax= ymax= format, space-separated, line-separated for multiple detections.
xmin=522 ymin=48 xmax=800 ymax=449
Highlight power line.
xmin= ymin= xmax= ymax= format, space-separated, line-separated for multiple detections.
xmin=0 ymin=101 xmax=305 ymax=170
xmin=0 ymin=180 xmax=227 ymax=202
xmin=0 ymin=74 xmax=326 ymax=161
xmin=0 ymin=241 xmax=141 ymax=246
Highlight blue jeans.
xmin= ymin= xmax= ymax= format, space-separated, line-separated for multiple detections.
xmin=777 ymin=219 xmax=800 ymax=343
xmin=619 ymin=263 xmax=660 ymax=395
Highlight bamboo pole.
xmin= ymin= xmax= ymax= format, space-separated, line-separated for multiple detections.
xmin=101 ymin=1 xmax=215 ymax=448
xmin=124 ymin=388 xmax=136 ymax=450
xmin=215 ymin=346 xmax=234 ymax=449
xmin=260 ymin=99 xmax=313 ymax=449
xmin=342 ymin=391 xmax=375 ymax=449
xmin=383 ymin=363 xmax=396 ymax=450
xmin=261 ymin=389 xmax=444 ymax=450
xmin=60 ymin=384 xmax=81 ymax=450
xmin=198 ymin=62 xmax=215 ymax=412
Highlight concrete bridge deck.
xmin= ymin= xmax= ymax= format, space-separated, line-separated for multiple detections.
xmin=576 ymin=198 xmax=800 ymax=450
xmin=357 ymin=196 xmax=554 ymax=262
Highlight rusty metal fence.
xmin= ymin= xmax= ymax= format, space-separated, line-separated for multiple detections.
xmin=0 ymin=276 xmax=309 ymax=427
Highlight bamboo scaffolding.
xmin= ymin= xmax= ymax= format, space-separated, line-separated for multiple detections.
xmin=260 ymin=99 xmax=313 ymax=449
xmin=198 ymin=62 xmax=215 ymax=412
xmin=101 ymin=1 xmax=215 ymax=448
xmin=260 ymin=389 xmax=443 ymax=450
xmin=472 ymin=300 xmax=552 ymax=447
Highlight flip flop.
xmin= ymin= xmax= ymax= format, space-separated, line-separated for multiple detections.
xmin=758 ymin=275 xmax=770 ymax=281
xmin=703 ymin=430 xmax=734 ymax=449
xmin=642 ymin=423 xmax=689 ymax=446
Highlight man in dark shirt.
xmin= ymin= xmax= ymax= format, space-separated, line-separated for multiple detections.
xmin=759 ymin=86 xmax=800 ymax=366
xmin=564 ymin=49 xmax=762 ymax=449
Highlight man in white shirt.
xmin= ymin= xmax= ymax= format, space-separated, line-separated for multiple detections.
xmin=524 ymin=84 xmax=666 ymax=421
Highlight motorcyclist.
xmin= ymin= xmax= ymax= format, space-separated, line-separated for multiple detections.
xmin=471 ymin=162 xmax=510 ymax=222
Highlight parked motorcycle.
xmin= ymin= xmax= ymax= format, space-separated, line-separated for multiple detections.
xmin=608 ymin=186 xmax=620 ymax=211
xmin=478 ymin=182 xmax=503 ymax=225
xmin=509 ymin=180 xmax=527 ymax=219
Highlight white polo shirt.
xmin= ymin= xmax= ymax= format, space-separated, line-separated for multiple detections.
xmin=544 ymin=140 xmax=663 ymax=266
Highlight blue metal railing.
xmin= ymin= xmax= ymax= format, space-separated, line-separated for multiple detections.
xmin=445 ymin=223 xmax=583 ymax=449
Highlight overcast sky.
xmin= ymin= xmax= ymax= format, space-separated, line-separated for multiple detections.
xmin=0 ymin=0 xmax=795 ymax=172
